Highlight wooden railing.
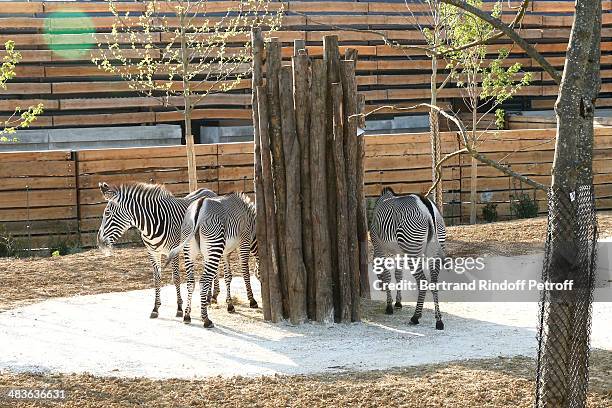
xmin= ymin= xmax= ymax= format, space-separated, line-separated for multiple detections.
xmin=1 ymin=127 xmax=612 ymax=250
xmin=1 ymin=1 xmax=611 ymax=129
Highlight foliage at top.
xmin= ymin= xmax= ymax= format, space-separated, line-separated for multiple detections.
xmin=92 ymin=0 xmax=283 ymax=108
xmin=439 ymin=0 xmax=532 ymax=130
xmin=1 ymin=41 xmax=43 ymax=140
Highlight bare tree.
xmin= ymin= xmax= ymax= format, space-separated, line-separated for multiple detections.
xmin=94 ymin=0 xmax=282 ymax=191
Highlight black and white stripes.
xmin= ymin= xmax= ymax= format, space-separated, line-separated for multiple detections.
xmin=370 ymin=187 xmax=447 ymax=330
xmin=97 ymin=182 xmax=216 ymax=319
xmin=166 ymin=192 xmax=259 ymax=328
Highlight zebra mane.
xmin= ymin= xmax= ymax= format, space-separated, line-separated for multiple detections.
xmin=120 ymin=182 xmax=174 ymax=199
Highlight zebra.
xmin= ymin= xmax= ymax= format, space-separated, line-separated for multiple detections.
xmin=165 ymin=192 xmax=259 ymax=328
xmin=370 ymin=187 xmax=447 ymax=330
xmin=97 ymin=182 xmax=217 ymax=319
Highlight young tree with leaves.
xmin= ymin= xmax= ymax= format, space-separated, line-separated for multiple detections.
xmin=443 ymin=0 xmax=531 ymax=223
xmin=94 ymin=0 xmax=282 ymax=191
xmin=1 ymin=41 xmax=43 ymax=140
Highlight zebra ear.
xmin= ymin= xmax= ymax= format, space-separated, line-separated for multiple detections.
xmin=99 ymin=182 xmax=117 ymax=201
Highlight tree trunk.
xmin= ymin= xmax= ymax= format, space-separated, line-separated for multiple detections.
xmin=469 ymin=105 xmax=478 ymax=224
xmin=292 ymin=50 xmax=316 ymax=320
xmin=324 ymin=36 xmax=341 ymax=319
xmin=536 ymin=1 xmax=601 ymax=406
xmin=331 ymin=83 xmax=352 ymax=323
xmin=340 ymin=59 xmax=361 ymax=322
xmin=266 ymin=38 xmax=289 ymax=318
xmin=251 ymin=28 xmax=271 ymax=321
xmin=279 ymin=66 xmax=308 ymax=325
xmin=309 ymin=59 xmax=334 ymax=324
xmin=430 ymin=56 xmax=443 ymax=214
xmin=356 ymin=93 xmax=369 ymax=298
xmin=183 ymin=107 xmax=198 ymax=192
xmin=179 ymin=11 xmax=197 ymax=192
xmin=256 ymin=86 xmax=284 ymax=323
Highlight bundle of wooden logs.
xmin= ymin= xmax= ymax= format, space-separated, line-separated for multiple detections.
xmin=251 ymin=29 xmax=369 ymax=324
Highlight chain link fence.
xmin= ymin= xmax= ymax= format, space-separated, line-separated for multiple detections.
xmin=535 ymin=184 xmax=598 ymax=407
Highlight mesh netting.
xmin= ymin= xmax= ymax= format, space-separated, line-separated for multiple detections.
xmin=535 ymin=184 xmax=598 ymax=407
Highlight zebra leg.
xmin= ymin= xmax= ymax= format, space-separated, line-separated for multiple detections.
xmin=182 ymin=242 xmax=198 ymax=324
xmin=200 ymin=254 xmax=221 ymax=328
xmin=410 ymin=267 xmax=428 ymax=325
xmin=374 ymin=245 xmax=393 ymax=315
xmin=170 ymin=255 xmax=183 ymax=317
xmin=147 ymin=251 xmax=162 ymax=319
xmin=223 ymin=255 xmax=235 ymax=313
xmin=394 ymin=267 xmax=403 ymax=309
xmin=430 ymin=260 xmax=444 ymax=330
xmin=240 ymin=243 xmax=258 ymax=308
xmin=211 ymin=269 xmax=220 ymax=304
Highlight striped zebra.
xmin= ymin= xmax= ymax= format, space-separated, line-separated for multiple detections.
xmin=165 ymin=192 xmax=259 ymax=328
xmin=97 ymin=182 xmax=217 ymax=319
xmin=370 ymin=187 xmax=447 ymax=330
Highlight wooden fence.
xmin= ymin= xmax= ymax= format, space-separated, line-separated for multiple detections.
xmin=1 ymin=127 xmax=612 ymax=251
xmin=1 ymin=1 xmax=611 ymax=129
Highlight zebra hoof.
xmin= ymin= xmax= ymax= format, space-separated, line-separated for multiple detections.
xmin=150 ymin=311 xmax=159 ymax=319
xmin=436 ymin=320 xmax=444 ymax=330
xmin=176 ymin=310 xmax=183 ymax=318
xmin=394 ymin=301 xmax=403 ymax=309
xmin=183 ymin=315 xmax=191 ymax=324
xmin=203 ymin=318 xmax=214 ymax=328
xmin=211 ymin=297 xmax=218 ymax=304
xmin=249 ymin=299 xmax=259 ymax=309
xmin=227 ymin=304 xmax=235 ymax=313
xmin=385 ymin=305 xmax=394 ymax=315
xmin=409 ymin=316 xmax=419 ymax=325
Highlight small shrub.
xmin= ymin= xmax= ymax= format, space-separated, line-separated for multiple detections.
xmin=47 ymin=234 xmax=80 ymax=256
xmin=511 ymin=193 xmax=539 ymax=219
xmin=482 ymin=202 xmax=498 ymax=223
xmin=0 ymin=226 xmax=21 ymax=257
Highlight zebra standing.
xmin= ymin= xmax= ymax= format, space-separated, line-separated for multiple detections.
xmin=370 ymin=187 xmax=447 ymax=330
xmin=97 ymin=182 xmax=217 ymax=319
xmin=165 ymin=192 xmax=259 ymax=328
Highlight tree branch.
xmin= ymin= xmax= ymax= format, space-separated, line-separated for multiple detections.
xmin=356 ymin=103 xmax=549 ymax=191
xmin=438 ymin=0 xmax=561 ymax=84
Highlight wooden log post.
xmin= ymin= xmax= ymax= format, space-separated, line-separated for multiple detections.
xmin=323 ymin=35 xmax=341 ymax=320
xmin=256 ymin=86 xmax=283 ymax=322
xmin=251 ymin=28 xmax=271 ymax=320
xmin=293 ymin=49 xmax=316 ymax=320
xmin=279 ymin=66 xmax=308 ymax=324
xmin=356 ymin=93 xmax=370 ymax=298
xmin=331 ymin=82 xmax=352 ymax=322
xmin=309 ymin=59 xmax=334 ymax=324
xmin=266 ymin=38 xmax=289 ymax=318
xmin=340 ymin=59 xmax=361 ymax=322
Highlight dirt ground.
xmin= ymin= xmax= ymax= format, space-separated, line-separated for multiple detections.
xmin=1 ymin=350 xmax=610 ymax=408
xmin=1 ymin=213 xmax=611 ymax=312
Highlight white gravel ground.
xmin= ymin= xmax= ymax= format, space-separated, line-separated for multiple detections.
xmin=0 ymin=253 xmax=611 ymax=379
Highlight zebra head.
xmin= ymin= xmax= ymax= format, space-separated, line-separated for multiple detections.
xmin=97 ymin=182 xmax=133 ymax=255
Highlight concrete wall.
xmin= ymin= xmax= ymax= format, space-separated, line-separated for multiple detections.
xmin=0 ymin=125 xmax=182 ymax=151
xmin=199 ymin=115 xmax=430 ymax=144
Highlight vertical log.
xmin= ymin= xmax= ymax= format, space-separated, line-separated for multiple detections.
xmin=251 ymin=28 xmax=271 ymax=320
xmin=293 ymin=50 xmax=316 ymax=320
xmin=323 ymin=35 xmax=341 ymax=319
xmin=293 ymin=39 xmax=306 ymax=56
xmin=256 ymin=86 xmax=283 ymax=322
xmin=356 ymin=93 xmax=370 ymax=298
xmin=331 ymin=83 xmax=352 ymax=322
xmin=309 ymin=59 xmax=334 ymax=324
xmin=279 ymin=66 xmax=308 ymax=324
xmin=340 ymin=60 xmax=361 ymax=322
xmin=266 ymin=38 xmax=289 ymax=317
